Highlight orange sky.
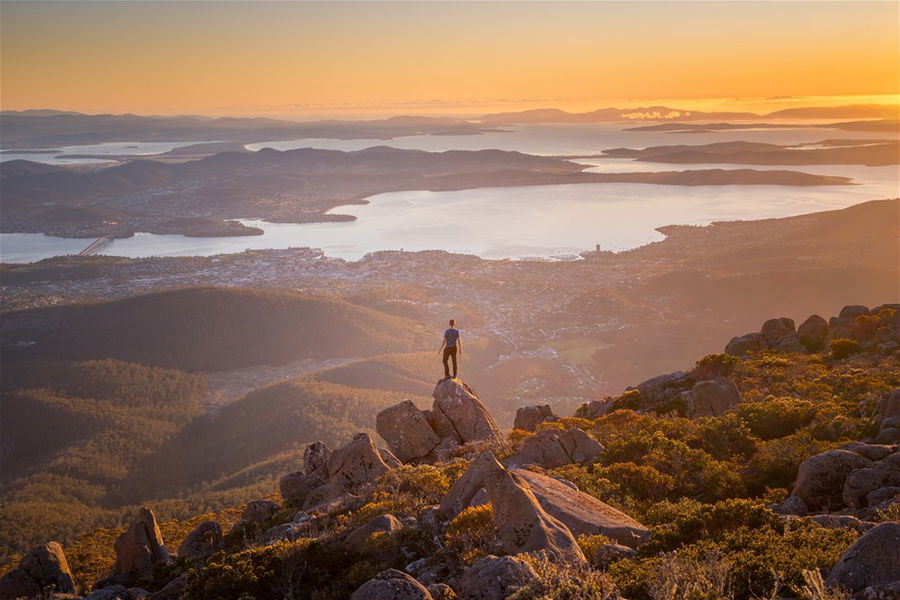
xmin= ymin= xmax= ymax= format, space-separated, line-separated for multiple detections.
xmin=1 ymin=1 xmax=898 ymax=117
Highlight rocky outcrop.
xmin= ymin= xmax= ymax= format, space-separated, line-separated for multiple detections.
xmin=108 ymin=508 xmax=171 ymax=587
xmin=350 ymin=569 xmax=433 ymax=600
xmin=326 ymin=433 xmax=394 ymax=495
xmin=440 ymin=452 xmax=586 ymax=565
xmin=377 ymin=400 xmax=441 ymax=463
xmin=798 ymin=314 xmax=829 ymax=351
xmin=826 ymin=522 xmax=900 ymax=593
xmin=0 ymin=541 xmax=76 ymax=598
xmin=176 ymin=521 xmax=222 ymax=558
xmin=513 ymin=469 xmax=650 ymax=548
xmin=457 ymin=555 xmax=538 ymax=600
xmin=304 ymin=441 xmax=332 ymax=475
xmin=279 ymin=441 xmax=332 ymax=506
xmin=689 ymin=377 xmax=742 ymax=417
xmin=513 ymin=404 xmax=555 ymax=432
xmin=429 ymin=379 xmax=502 ymax=446
xmin=875 ymin=389 xmax=900 ymax=444
xmin=784 ymin=444 xmax=900 ymax=515
xmin=727 ymin=305 xmax=900 ymax=356
xmin=506 ymin=428 xmax=603 ymax=469
xmin=790 ymin=449 xmax=874 ymax=512
xmin=178 ymin=521 xmax=223 ymax=557
xmin=242 ymin=500 xmax=280 ymax=524
xmin=344 ymin=514 xmax=404 ymax=553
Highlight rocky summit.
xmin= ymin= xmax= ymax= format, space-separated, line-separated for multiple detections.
xmin=3 ymin=303 xmax=899 ymax=600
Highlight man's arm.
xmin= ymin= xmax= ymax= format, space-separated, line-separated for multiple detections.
xmin=457 ymin=335 xmax=462 ymax=355
xmin=438 ymin=337 xmax=446 ymax=354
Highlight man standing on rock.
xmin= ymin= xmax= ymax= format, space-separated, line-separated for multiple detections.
xmin=438 ymin=319 xmax=462 ymax=380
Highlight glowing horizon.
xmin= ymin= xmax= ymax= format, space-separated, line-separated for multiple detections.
xmin=2 ymin=1 xmax=898 ymax=118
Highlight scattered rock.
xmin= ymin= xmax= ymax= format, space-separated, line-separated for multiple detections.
xmin=826 ymin=522 xmax=900 ymax=592
xmin=761 ymin=317 xmax=796 ymax=348
xmin=304 ymin=441 xmax=332 ymax=475
xmin=514 ymin=468 xmax=650 ymax=548
xmin=689 ymin=377 xmax=742 ymax=417
xmin=776 ymin=495 xmax=809 ymax=516
xmin=457 ymin=555 xmax=538 ymax=600
xmin=241 ymin=500 xmax=280 ymax=524
xmin=426 ymin=583 xmax=457 ymax=600
xmin=591 ymin=543 xmax=637 ymax=569
xmin=0 ymin=541 xmax=76 ymax=599
xmin=350 ymin=568 xmax=433 ymax=600
xmin=176 ymin=521 xmax=222 ymax=558
xmin=876 ymin=390 xmax=900 ymax=444
xmin=843 ymin=442 xmax=896 ymax=462
xmin=867 ymin=486 xmax=900 ymax=507
xmin=109 ymin=508 xmax=171 ymax=587
xmin=791 ymin=450 xmax=873 ymax=511
xmin=843 ymin=453 xmax=900 ymax=509
xmin=506 ymin=428 xmax=603 ymax=469
xmin=377 ymin=400 xmax=441 ymax=463
xmin=798 ymin=314 xmax=829 ymax=351
xmin=840 ymin=305 xmax=870 ymax=320
xmin=344 ymin=514 xmax=403 ymax=553
xmin=279 ymin=469 xmax=327 ymax=507
xmin=725 ymin=332 xmax=767 ymax=356
xmin=147 ymin=574 xmax=188 ymax=600
xmin=513 ymin=404 xmax=555 ymax=432
xmin=430 ymin=379 xmax=502 ymax=445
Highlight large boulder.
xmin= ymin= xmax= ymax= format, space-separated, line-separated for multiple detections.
xmin=761 ymin=317 xmax=796 ymax=348
xmin=0 ymin=541 xmax=76 ymax=598
xmin=634 ymin=372 xmax=687 ymax=402
xmin=304 ymin=441 xmax=332 ymax=475
xmin=279 ymin=441 xmax=332 ymax=506
xmin=376 ymin=400 xmax=441 ymax=463
xmin=513 ymin=469 xmax=650 ymax=549
xmin=513 ymin=404 xmax=555 ymax=432
xmin=344 ymin=514 xmax=404 ymax=553
xmin=791 ymin=450 xmax=873 ymax=511
xmin=797 ymin=314 xmax=829 ymax=352
xmin=826 ymin=522 xmax=900 ymax=592
xmin=350 ymin=569 xmax=433 ymax=600
xmin=241 ymin=500 xmax=280 ymax=524
xmin=506 ymin=428 xmax=602 ymax=469
xmin=457 ymin=555 xmax=538 ymax=600
xmin=725 ymin=333 xmax=767 ymax=356
xmin=176 ymin=521 xmax=222 ymax=558
xmin=441 ymin=453 xmax=585 ymax=565
xmin=110 ymin=508 xmax=171 ymax=586
xmin=325 ymin=433 xmax=394 ymax=496
xmin=430 ymin=379 xmax=502 ymax=445
xmin=876 ymin=390 xmax=900 ymax=444
xmin=689 ymin=377 xmax=742 ymax=417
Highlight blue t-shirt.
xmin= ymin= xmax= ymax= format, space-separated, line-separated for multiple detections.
xmin=444 ymin=328 xmax=460 ymax=347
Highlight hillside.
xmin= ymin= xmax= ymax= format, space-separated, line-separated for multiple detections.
xmin=2 ymin=303 xmax=898 ymax=599
xmin=0 ymin=287 xmax=432 ymax=371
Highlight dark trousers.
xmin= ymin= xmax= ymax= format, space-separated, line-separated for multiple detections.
xmin=443 ymin=346 xmax=458 ymax=378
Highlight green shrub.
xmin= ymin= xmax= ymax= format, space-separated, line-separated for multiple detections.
xmin=444 ymin=505 xmax=498 ymax=564
xmin=733 ymin=398 xmax=816 ymax=440
xmin=695 ymin=353 xmax=739 ymax=378
xmin=830 ymin=339 xmax=861 ymax=360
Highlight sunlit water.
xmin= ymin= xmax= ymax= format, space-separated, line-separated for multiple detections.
xmin=1 ymin=123 xmax=897 ymax=263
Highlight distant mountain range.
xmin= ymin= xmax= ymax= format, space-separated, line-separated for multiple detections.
xmin=479 ymin=103 xmax=899 ymax=124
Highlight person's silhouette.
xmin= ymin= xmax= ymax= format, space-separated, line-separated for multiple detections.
xmin=438 ymin=319 xmax=461 ymax=379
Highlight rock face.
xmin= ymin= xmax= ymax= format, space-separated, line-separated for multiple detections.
xmin=826 ymin=522 xmax=900 ymax=592
xmin=111 ymin=508 xmax=171 ymax=586
xmin=0 ymin=541 xmax=76 ymax=598
xmin=350 ymin=568 xmax=433 ymax=600
xmin=326 ymin=433 xmax=394 ymax=496
xmin=791 ymin=449 xmax=874 ymax=511
xmin=176 ymin=521 xmax=222 ymax=558
xmin=513 ymin=404 xmax=555 ymax=432
xmin=690 ymin=377 xmax=742 ymax=417
xmin=377 ymin=400 xmax=441 ymax=463
xmin=242 ymin=500 xmax=280 ymax=524
xmin=344 ymin=514 xmax=404 ymax=553
xmin=725 ymin=332 xmax=767 ymax=356
xmin=279 ymin=441 xmax=332 ymax=506
xmin=786 ymin=445 xmax=900 ymax=514
xmin=304 ymin=441 xmax=332 ymax=475
xmin=440 ymin=452 xmax=586 ymax=565
xmin=761 ymin=317 xmax=796 ymax=348
xmin=457 ymin=555 xmax=538 ymax=600
xmin=513 ymin=469 xmax=651 ymax=549
xmin=430 ymin=379 xmax=502 ymax=446
xmin=876 ymin=389 xmax=900 ymax=444
xmin=798 ymin=314 xmax=829 ymax=351
xmin=506 ymin=428 xmax=603 ymax=469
